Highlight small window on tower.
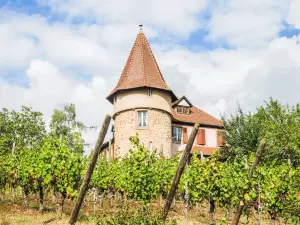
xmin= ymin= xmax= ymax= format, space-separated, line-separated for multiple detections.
xmin=148 ymin=90 xmax=152 ymax=96
xmin=113 ymin=96 xmax=117 ymax=103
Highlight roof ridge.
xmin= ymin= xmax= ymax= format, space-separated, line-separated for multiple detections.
xmin=119 ymin=34 xmax=139 ymax=89
xmin=141 ymin=33 xmax=146 ymax=86
xmin=143 ymin=35 xmax=170 ymax=89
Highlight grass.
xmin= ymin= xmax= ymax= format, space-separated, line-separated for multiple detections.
xmin=0 ymin=193 xmax=275 ymax=225
xmin=0 ymin=195 xmax=88 ymax=225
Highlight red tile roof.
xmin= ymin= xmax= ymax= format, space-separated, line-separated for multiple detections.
xmin=171 ymin=106 xmax=223 ymax=127
xmin=107 ymin=30 xmax=174 ymax=102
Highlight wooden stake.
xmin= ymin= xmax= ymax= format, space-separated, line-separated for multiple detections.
xmin=231 ymin=137 xmax=266 ymax=225
xmin=161 ymin=123 xmax=200 ymax=222
xmin=69 ymin=115 xmax=111 ymax=225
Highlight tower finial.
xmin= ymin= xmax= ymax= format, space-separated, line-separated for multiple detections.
xmin=139 ymin=24 xmax=143 ymax=32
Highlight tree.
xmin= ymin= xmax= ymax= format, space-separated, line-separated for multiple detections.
xmin=50 ymin=103 xmax=86 ymax=154
xmin=0 ymin=106 xmax=46 ymax=202
xmin=255 ymin=99 xmax=300 ymax=166
xmin=258 ymin=163 xmax=300 ymax=224
xmin=221 ymin=99 xmax=300 ymax=224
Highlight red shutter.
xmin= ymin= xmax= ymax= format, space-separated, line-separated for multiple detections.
xmin=197 ymin=129 xmax=206 ymax=145
xmin=183 ymin=128 xmax=188 ymax=144
xmin=217 ymin=130 xmax=225 ymax=147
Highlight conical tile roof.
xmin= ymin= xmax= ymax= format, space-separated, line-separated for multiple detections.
xmin=107 ymin=29 xmax=174 ymax=102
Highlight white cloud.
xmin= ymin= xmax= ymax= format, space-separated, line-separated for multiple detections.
xmin=201 ymin=99 xmax=228 ymax=117
xmin=0 ymin=12 xmax=40 ymax=71
xmin=39 ymin=0 xmax=207 ymax=37
xmin=157 ymin=45 xmax=259 ymax=98
xmin=286 ymin=0 xmax=300 ymax=29
xmin=155 ymin=33 xmax=300 ymax=117
xmin=0 ymin=10 xmax=146 ymax=75
xmin=207 ymin=0 xmax=290 ymax=48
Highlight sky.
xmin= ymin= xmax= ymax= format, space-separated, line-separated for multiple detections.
xmin=1 ymin=0 xmax=300 ymax=149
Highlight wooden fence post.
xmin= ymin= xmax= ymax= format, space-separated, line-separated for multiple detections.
xmin=161 ymin=123 xmax=200 ymax=222
xmin=69 ymin=115 xmax=111 ymax=225
xmin=231 ymin=137 xmax=267 ymax=225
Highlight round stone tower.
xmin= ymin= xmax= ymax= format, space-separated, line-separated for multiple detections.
xmin=106 ymin=27 xmax=177 ymax=157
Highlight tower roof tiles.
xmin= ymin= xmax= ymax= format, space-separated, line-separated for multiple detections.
xmin=107 ymin=29 xmax=175 ymax=102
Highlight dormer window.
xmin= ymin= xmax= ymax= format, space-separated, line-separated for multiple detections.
xmin=183 ymin=107 xmax=190 ymax=114
xmin=177 ymin=106 xmax=190 ymax=115
xmin=177 ymin=106 xmax=183 ymax=113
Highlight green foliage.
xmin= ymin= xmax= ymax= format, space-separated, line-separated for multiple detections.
xmin=91 ymin=155 xmax=119 ymax=193
xmin=182 ymin=152 xmax=248 ymax=209
xmin=50 ymin=103 xmax=86 ymax=154
xmin=222 ymin=98 xmax=300 ymax=166
xmin=0 ymin=104 xmax=85 ymax=207
xmin=255 ymin=99 xmax=300 ymax=166
xmin=92 ymin=134 xmax=179 ymax=205
xmin=0 ymin=106 xmax=46 ymax=197
xmin=92 ymin=202 xmax=177 ymax=225
xmin=221 ymin=105 xmax=261 ymax=160
xmin=122 ymin=135 xmax=164 ymax=203
xmin=42 ymin=137 xmax=84 ymax=198
xmin=221 ymin=98 xmax=300 ymax=222
xmin=257 ymin=163 xmax=300 ymax=222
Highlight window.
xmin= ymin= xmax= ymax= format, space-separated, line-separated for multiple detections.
xmin=183 ymin=107 xmax=190 ymax=114
xmin=177 ymin=106 xmax=183 ymax=113
xmin=177 ymin=106 xmax=190 ymax=114
xmin=172 ymin=127 xmax=182 ymax=142
xmin=138 ymin=111 xmax=148 ymax=127
xmin=148 ymin=90 xmax=152 ymax=96
xmin=113 ymin=96 xmax=117 ymax=103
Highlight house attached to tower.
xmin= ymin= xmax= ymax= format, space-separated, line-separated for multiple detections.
xmin=104 ymin=27 xmax=224 ymax=158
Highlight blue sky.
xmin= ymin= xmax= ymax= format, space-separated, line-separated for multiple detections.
xmin=1 ymin=0 xmax=300 ymax=145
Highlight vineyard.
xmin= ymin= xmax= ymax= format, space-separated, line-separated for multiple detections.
xmin=0 ymin=99 xmax=300 ymax=225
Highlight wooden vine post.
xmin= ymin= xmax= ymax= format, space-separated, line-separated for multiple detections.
xmin=231 ymin=137 xmax=267 ymax=225
xmin=69 ymin=115 xmax=111 ymax=225
xmin=162 ymin=123 xmax=200 ymax=222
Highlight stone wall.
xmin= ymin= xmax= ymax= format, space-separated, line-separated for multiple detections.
xmin=114 ymin=108 xmax=172 ymax=157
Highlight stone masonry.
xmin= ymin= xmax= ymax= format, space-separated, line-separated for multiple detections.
xmin=114 ymin=108 xmax=172 ymax=157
